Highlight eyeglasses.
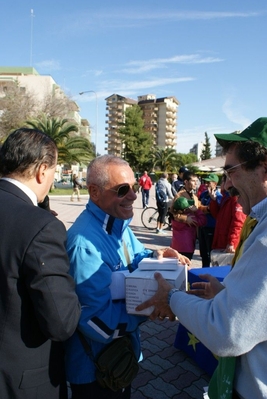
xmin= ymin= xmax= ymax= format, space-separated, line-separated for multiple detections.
xmin=108 ymin=183 xmax=139 ymax=198
xmin=223 ymin=161 xmax=248 ymax=179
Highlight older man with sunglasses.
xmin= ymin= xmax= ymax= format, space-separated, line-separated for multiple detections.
xmin=136 ymin=118 xmax=267 ymax=399
xmin=64 ymin=155 xmax=189 ymax=399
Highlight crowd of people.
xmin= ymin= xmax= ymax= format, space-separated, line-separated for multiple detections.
xmin=153 ymin=167 xmax=246 ymax=267
xmin=1 ymin=117 xmax=267 ymax=399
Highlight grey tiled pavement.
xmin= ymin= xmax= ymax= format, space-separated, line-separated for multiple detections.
xmin=50 ymin=191 xmax=210 ymax=399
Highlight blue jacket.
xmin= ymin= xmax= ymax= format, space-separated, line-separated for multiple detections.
xmin=65 ymin=200 xmax=152 ymax=384
xmin=200 ymin=189 xmax=222 ymax=228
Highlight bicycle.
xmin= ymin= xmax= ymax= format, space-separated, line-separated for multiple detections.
xmin=141 ymin=206 xmax=171 ymax=230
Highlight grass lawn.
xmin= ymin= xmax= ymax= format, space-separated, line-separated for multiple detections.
xmin=49 ymin=188 xmax=89 ymax=196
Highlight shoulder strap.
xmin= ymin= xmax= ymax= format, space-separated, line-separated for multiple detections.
xmin=76 ymin=330 xmax=94 ymax=359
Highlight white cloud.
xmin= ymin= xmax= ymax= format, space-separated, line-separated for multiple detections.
xmin=75 ymin=76 xmax=195 ymax=102
xmin=82 ymin=69 xmax=103 ymax=78
xmin=152 ymin=11 xmax=262 ymax=21
xmin=95 ymin=70 xmax=103 ymax=77
xmin=99 ymin=77 xmax=195 ymax=93
xmin=57 ymin=9 xmax=264 ymax=36
xmin=82 ymin=10 xmax=263 ymax=24
xmin=222 ymin=97 xmax=251 ymax=129
xmin=121 ymin=54 xmax=224 ymax=74
xmin=35 ymin=59 xmax=61 ymax=71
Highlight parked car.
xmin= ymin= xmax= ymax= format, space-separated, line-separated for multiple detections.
xmin=54 ymin=179 xmax=72 ymax=188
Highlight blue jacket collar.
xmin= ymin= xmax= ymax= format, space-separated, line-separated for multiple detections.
xmin=87 ymin=199 xmax=132 ymax=237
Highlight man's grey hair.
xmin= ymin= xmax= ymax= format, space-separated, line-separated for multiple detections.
xmin=86 ymin=155 xmax=129 ymax=187
xmin=161 ymin=172 xmax=168 ymax=179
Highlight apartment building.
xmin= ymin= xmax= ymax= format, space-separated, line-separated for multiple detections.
xmin=105 ymin=94 xmax=137 ymax=156
xmin=189 ymin=142 xmax=205 ymax=161
xmin=105 ymin=93 xmax=179 ymax=156
xmin=0 ymin=66 xmax=89 ymax=138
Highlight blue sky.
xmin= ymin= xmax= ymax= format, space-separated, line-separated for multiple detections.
xmin=2 ymin=0 xmax=267 ymax=156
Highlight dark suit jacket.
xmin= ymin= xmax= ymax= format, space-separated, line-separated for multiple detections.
xmin=0 ymin=180 xmax=80 ymax=399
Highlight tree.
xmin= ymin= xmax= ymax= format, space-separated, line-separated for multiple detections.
xmin=152 ymin=147 xmax=178 ymax=171
xmin=176 ymin=152 xmax=198 ymax=167
xmin=0 ymin=82 xmax=80 ymax=142
xmin=200 ymin=132 xmax=212 ymax=160
xmin=119 ymin=105 xmax=154 ymax=171
xmin=25 ymin=115 xmax=94 ymax=166
xmin=0 ymin=84 xmax=37 ymax=140
xmin=41 ymin=92 xmax=76 ymax=119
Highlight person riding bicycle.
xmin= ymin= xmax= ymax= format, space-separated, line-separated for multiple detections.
xmin=155 ymin=173 xmax=173 ymax=234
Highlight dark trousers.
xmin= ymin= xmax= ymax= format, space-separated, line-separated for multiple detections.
xmin=180 ymin=252 xmax=193 ymax=260
xmin=157 ymin=201 xmax=168 ymax=224
xmin=233 ymin=390 xmax=241 ymax=398
xmin=198 ymin=226 xmax=215 ymax=267
xmin=70 ymin=382 xmax=131 ymax=399
xmin=141 ymin=189 xmax=150 ymax=208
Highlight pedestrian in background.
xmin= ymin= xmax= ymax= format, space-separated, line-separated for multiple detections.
xmin=209 ymin=174 xmax=246 ymax=253
xmin=170 ymin=171 xmax=206 ymax=259
xmin=175 ymin=166 xmax=188 ymax=192
xmin=170 ymin=196 xmax=206 ymax=260
xmin=138 ymin=170 xmax=152 ymax=208
xmin=198 ymin=173 xmax=222 ymax=267
xmin=171 ymin=173 xmax=179 ymax=196
xmin=155 ymin=172 xmax=173 ymax=234
xmin=71 ymin=173 xmax=82 ymax=202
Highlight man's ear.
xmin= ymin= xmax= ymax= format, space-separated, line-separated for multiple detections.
xmin=263 ymin=162 xmax=267 ymax=174
xmin=88 ymin=184 xmax=100 ymax=201
xmin=36 ymin=164 xmax=48 ymax=184
xmin=259 ymin=161 xmax=267 ymax=174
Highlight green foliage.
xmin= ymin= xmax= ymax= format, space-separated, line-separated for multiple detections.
xmin=117 ymin=104 xmax=199 ymax=173
xmin=138 ymin=149 xmax=198 ymax=173
xmin=0 ymin=83 xmax=76 ymax=141
xmin=119 ymin=105 xmax=154 ymax=171
xmin=200 ymin=132 xmax=212 ymax=160
xmin=152 ymin=147 xmax=178 ymax=172
xmin=49 ymin=187 xmax=88 ymax=195
xmin=177 ymin=152 xmax=198 ymax=165
xmin=26 ymin=115 xmax=95 ymax=166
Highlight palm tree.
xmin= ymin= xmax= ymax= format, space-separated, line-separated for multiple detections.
xmin=26 ymin=115 xmax=94 ymax=165
xmin=152 ymin=147 xmax=178 ymax=171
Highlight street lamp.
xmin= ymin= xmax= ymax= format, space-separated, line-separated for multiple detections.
xmin=79 ymin=90 xmax=98 ymax=156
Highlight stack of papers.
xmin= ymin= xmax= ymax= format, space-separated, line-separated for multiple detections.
xmin=138 ymin=257 xmax=179 ymax=271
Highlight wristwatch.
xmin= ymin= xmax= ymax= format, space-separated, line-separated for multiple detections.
xmin=167 ymin=288 xmax=180 ymax=305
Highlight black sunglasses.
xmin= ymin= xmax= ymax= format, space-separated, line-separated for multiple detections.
xmin=108 ymin=183 xmax=139 ymax=198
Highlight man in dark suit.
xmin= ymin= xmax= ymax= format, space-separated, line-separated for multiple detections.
xmin=0 ymin=128 xmax=81 ymax=399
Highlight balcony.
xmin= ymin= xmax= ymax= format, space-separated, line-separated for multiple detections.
xmin=165 ymin=139 xmax=174 ymax=145
xmin=166 ymin=104 xmax=176 ymax=112
xmin=165 ymin=132 xmax=174 ymax=138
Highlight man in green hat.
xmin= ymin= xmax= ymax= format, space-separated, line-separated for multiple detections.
xmin=198 ymin=172 xmax=222 ymax=267
xmin=136 ymin=117 xmax=267 ymax=399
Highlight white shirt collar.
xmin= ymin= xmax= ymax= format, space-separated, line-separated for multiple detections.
xmin=1 ymin=177 xmax=38 ymax=206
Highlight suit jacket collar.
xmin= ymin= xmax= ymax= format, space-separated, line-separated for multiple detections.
xmin=0 ymin=179 xmax=35 ymax=205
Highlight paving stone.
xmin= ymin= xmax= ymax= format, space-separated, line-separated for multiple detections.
xmin=137 ymin=380 xmax=180 ymax=399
